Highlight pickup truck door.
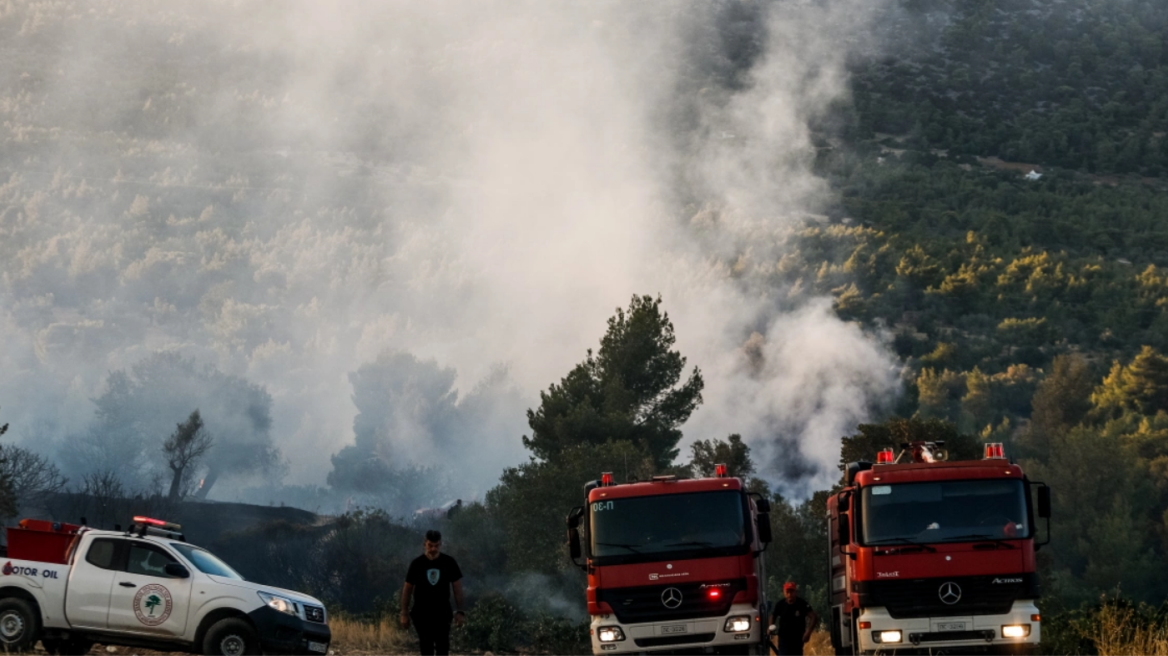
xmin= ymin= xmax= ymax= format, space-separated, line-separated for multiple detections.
xmin=106 ymin=541 xmax=191 ymax=637
xmin=65 ymin=537 xmax=125 ymax=629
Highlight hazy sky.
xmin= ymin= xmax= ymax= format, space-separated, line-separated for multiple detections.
xmin=0 ymin=0 xmax=899 ymax=500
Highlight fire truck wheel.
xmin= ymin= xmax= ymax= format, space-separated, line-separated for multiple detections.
xmin=0 ymin=597 xmax=40 ymax=653
xmin=203 ymin=618 xmax=260 ymax=656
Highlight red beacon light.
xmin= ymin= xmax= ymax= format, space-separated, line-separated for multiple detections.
xmin=876 ymin=448 xmax=895 ymax=464
xmin=984 ymin=442 xmax=1005 ymax=459
xmin=601 ymin=472 xmax=614 ymax=486
xmin=133 ymin=516 xmax=182 ymax=531
xmin=714 ymin=463 xmax=728 ymax=478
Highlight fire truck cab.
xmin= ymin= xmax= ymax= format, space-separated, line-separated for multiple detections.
xmin=828 ymin=442 xmax=1051 ymax=654
xmin=567 ymin=467 xmax=773 ymax=655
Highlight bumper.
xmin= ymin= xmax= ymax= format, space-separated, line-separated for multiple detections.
xmin=856 ymin=600 xmax=1040 ymax=652
xmin=590 ymin=603 xmax=763 ymax=654
xmin=247 ymin=606 xmax=332 ymax=655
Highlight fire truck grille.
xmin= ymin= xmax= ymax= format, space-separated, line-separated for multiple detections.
xmin=634 ymin=633 xmax=717 ymax=648
xmin=597 ymin=579 xmax=746 ymax=624
xmin=865 ymin=574 xmax=1037 ymax=619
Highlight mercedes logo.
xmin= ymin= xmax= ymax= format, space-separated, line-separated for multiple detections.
xmin=938 ymin=582 xmax=962 ymax=605
xmin=661 ymin=587 xmax=683 ymax=609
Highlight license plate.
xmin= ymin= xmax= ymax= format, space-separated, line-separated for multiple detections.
xmin=936 ymin=622 xmax=967 ymax=632
xmin=661 ymin=624 xmax=688 ymax=634
xmin=307 ymin=640 xmax=328 ymax=653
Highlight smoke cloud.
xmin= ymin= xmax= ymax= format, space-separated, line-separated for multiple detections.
xmin=0 ymin=0 xmax=898 ymax=502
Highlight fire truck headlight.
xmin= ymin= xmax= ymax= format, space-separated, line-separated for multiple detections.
xmin=876 ymin=630 xmax=902 ymax=643
xmin=724 ymin=616 xmax=752 ymax=632
xmin=257 ymin=591 xmax=298 ymax=616
xmin=597 ymin=627 xmax=625 ymax=642
xmin=1002 ymin=624 xmax=1031 ymax=638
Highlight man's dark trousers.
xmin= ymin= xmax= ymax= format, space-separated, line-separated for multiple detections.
xmin=415 ymin=618 xmax=451 ymax=655
xmin=776 ymin=636 xmax=804 ymax=656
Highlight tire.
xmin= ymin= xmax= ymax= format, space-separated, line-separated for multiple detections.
xmin=202 ymin=618 xmax=260 ymax=656
xmin=0 ymin=597 xmax=40 ymax=653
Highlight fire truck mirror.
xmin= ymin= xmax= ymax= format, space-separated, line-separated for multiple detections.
xmin=566 ymin=506 xmax=584 ymax=529
xmin=838 ymin=491 xmax=851 ymax=512
xmin=756 ymin=513 xmax=772 ymax=544
xmin=1037 ymin=486 xmax=1051 ymax=518
xmin=568 ymin=527 xmax=582 ymax=560
xmin=838 ymin=515 xmax=851 ymax=547
xmin=845 ymin=461 xmax=872 ymax=486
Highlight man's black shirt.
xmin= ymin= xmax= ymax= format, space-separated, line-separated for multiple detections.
xmin=406 ymin=553 xmax=463 ymax=622
xmin=771 ymin=597 xmax=813 ymax=642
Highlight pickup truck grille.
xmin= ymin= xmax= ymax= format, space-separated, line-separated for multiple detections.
xmin=304 ymin=605 xmax=326 ymax=623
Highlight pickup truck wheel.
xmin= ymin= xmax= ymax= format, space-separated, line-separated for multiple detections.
xmin=0 ymin=598 xmax=39 ymax=652
xmin=203 ymin=618 xmax=260 ymax=656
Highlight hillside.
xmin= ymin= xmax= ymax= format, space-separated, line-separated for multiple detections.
xmin=1 ymin=0 xmax=1168 ymax=651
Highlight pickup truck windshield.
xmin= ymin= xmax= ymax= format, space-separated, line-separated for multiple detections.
xmin=590 ymin=490 xmax=747 ymax=563
xmin=170 ymin=543 xmax=245 ymax=580
xmin=861 ymin=478 xmax=1030 ymax=545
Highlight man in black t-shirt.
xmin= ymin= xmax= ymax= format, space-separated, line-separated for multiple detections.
xmin=769 ymin=582 xmax=817 ymax=655
xmin=400 ymin=530 xmax=465 ymax=655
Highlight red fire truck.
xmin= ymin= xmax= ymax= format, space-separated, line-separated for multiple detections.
xmin=827 ymin=441 xmax=1051 ymax=654
xmin=566 ymin=466 xmax=773 ymax=655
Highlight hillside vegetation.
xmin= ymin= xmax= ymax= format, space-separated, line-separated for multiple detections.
xmin=1 ymin=0 xmax=1168 ymax=653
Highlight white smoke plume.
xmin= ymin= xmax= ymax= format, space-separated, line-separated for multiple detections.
xmin=0 ymin=0 xmax=898 ymax=501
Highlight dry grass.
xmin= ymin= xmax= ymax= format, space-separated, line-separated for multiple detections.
xmin=764 ymin=630 xmax=834 ymax=655
xmin=328 ymin=615 xmax=416 ymax=655
xmin=1089 ymin=603 xmax=1168 ymax=656
xmin=805 ymin=629 xmax=834 ymax=655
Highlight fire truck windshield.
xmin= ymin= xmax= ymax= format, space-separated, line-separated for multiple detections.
xmin=590 ymin=490 xmax=747 ymax=564
xmin=861 ymin=479 xmax=1030 ymax=545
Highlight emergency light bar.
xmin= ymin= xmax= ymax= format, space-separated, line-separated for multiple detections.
xmin=876 ymin=448 xmax=895 ymax=464
xmin=984 ymin=443 xmax=1005 ymax=459
xmin=132 ymin=516 xmax=182 ymax=531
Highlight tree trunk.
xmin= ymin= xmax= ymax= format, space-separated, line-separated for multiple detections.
xmin=168 ymin=465 xmax=184 ymax=501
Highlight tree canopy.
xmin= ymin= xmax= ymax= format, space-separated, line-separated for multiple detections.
xmin=523 ymin=295 xmax=704 ymax=469
xmin=71 ymin=352 xmax=278 ymax=495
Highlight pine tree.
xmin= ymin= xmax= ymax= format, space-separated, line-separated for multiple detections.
xmin=523 ymin=295 xmax=704 ymax=470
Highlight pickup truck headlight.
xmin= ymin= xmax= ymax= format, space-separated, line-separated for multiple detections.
xmin=258 ymin=591 xmax=298 ymax=616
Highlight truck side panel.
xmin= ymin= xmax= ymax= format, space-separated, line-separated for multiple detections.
xmin=1 ymin=558 xmax=70 ymax=628
xmin=65 ymin=535 xmax=124 ymax=629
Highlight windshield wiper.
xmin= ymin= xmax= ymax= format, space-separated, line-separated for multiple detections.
xmin=664 ymin=540 xmax=716 ymax=548
xmin=596 ymin=542 xmax=642 ymax=554
xmin=949 ymin=534 xmax=1016 ymax=549
xmin=867 ymin=537 xmax=937 ymax=552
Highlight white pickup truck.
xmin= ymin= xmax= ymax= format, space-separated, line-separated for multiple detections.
xmin=0 ymin=517 xmax=331 ymax=655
